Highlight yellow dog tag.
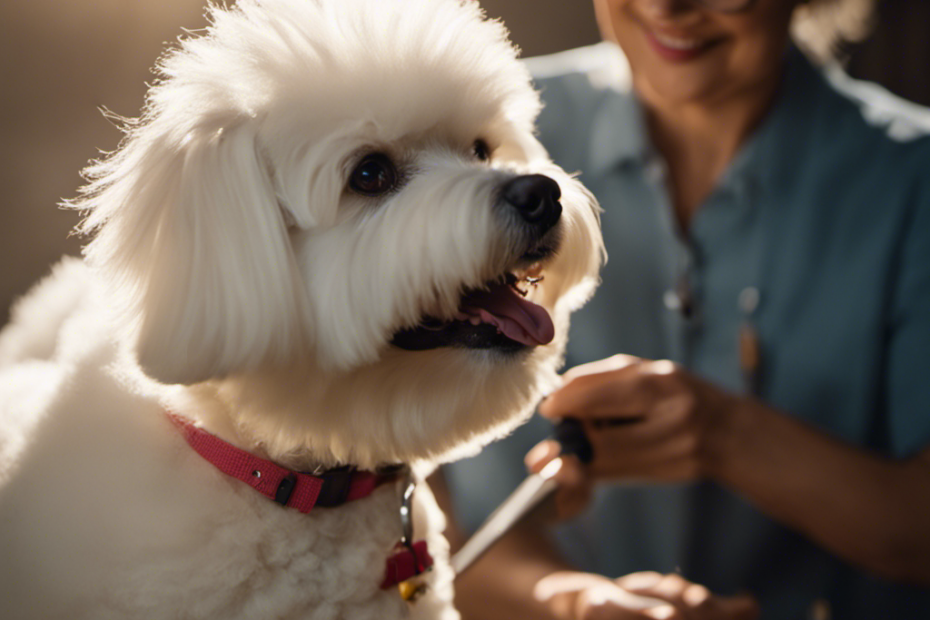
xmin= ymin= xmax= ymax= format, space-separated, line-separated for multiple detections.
xmin=398 ymin=579 xmax=428 ymax=602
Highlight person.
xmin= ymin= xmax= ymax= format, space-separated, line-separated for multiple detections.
xmin=439 ymin=0 xmax=930 ymax=618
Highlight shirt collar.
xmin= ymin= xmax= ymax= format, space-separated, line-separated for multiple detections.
xmin=587 ymin=43 xmax=828 ymax=190
xmin=589 ymin=89 xmax=651 ymax=176
xmin=730 ymin=45 xmax=831 ymax=199
xmin=585 ymin=44 xmax=651 ymax=176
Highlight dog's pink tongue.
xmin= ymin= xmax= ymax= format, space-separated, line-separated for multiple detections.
xmin=459 ymin=282 xmax=555 ymax=346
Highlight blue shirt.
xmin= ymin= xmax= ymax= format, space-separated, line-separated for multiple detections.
xmin=445 ymin=43 xmax=930 ymax=619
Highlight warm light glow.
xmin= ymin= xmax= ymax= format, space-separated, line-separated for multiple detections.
xmin=539 ymin=457 xmax=563 ymax=480
xmin=649 ymin=360 xmax=676 ymax=375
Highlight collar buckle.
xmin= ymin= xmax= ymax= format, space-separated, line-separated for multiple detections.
xmin=313 ymin=465 xmax=356 ymax=507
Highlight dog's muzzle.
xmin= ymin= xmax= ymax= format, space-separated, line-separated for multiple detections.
xmin=390 ymin=174 xmax=563 ymax=354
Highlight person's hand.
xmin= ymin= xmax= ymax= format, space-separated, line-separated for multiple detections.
xmin=534 ymin=570 xmax=759 ymax=620
xmin=524 ymin=440 xmax=593 ymax=519
xmin=527 ymin=354 xmax=741 ymax=518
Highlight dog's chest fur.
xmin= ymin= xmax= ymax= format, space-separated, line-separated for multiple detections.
xmin=0 ymin=326 xmax=455 ymax=620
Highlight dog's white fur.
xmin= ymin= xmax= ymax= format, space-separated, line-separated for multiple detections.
xmin=0 ymin=0 xmax=603 ymax=618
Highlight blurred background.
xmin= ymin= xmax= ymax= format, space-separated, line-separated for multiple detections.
xmin=1 ymin=0 xmax=928 ymax=323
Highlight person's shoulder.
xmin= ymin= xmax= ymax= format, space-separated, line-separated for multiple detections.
xmin=525 ymin=42 xmax=630 ymax=85
xmin=797 ymin=59 xmax=930 ymax=188
xmin=521 ymin=43 xmax=635 ymax=164
xmin=825 ymin=68 xmax=930 ymax=146
xmin=812 ymin=65 xmax=930 ymax=223
xmin=524 ymin=42 xmax=633 ymax=108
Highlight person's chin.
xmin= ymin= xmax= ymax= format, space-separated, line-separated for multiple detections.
xmin=629 ymin=56 xmax=719 ymax=105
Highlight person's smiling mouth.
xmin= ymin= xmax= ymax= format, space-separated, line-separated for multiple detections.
xmin=639 ymin=22 xmax=724 ymax=62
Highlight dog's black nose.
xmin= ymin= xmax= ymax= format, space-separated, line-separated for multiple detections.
xmin=502 ymin=174 xmax=562 ymax=229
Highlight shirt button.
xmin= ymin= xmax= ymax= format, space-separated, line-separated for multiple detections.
xmin=665 ymin=288 xmax=695 ymax=319
xmin=738 ymin=286 xmax=761 ymax=316
xmin=645 ymin=160 xmax=665 ymax=184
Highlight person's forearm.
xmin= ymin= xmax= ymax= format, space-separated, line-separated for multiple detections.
xmin=708 ymin=398 xmax=930 ymax=584
xmin=428 ymin=469 xmax=572 ymax=619
xmin=454 ymin=524 xmax=571 ymax=620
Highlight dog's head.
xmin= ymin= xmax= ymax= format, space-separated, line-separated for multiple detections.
xmin=75 ymin=0 xmax=603 ymax=467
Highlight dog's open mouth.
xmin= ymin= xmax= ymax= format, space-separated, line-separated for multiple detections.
xmin=390 ymin=264 xmax=553 ymax=353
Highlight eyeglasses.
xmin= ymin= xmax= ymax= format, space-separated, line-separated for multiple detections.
xmin=692 ymin=0 xmax=758 ymax=13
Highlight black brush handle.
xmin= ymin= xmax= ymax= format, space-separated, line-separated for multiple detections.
xmin=553 ymin=416 xmax=644 ymax=465
xmin=553 ymin=417 xmax=594 ymax=464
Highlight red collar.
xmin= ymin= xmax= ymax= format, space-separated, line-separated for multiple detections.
xmin=167 ymin=412 xmax=399 ymax=512
xmin=167 ymin=412 xmax=432 ymax=591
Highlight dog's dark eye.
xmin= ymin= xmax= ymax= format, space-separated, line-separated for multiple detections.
xmin=473 ymin=139 xmax=491 ymax=162
xmin=349 ymin=153 xmax=398 ymax=196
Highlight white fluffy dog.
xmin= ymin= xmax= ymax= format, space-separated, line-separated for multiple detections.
xmin=0 ymin=0 xmax=603 ymax=618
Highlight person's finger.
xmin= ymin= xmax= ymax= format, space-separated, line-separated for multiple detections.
xmin=534 ymin=571 xmax=613 ymax=600
xmin=539 ymin=373 xmax=649 ymax=419
xmin=539 ymin=362 xmax=658 ymax=420
xmin=586 ymin=432 xmax=702 ymax=481
xmin=535 ymin=572 xmax=673 ymax=620
xmin=615 ymin=572 xmax=664 ymax=591
xmin=526 ymin=439 xmax=561 ymax=474
xmin=525 ymin=446 xmax=594 ymax=519
xmin=550 ymin=454 xmax=592 ymax=519
xmin=582 ymin=395 xmax=694 ymax=451
xmin=528 ymin=405 xmax=693 ymax=473
xmin=619 ymin=572 xmax=760 ymax=620
xmin=534 ymin=572 xmax=617 ymax=620
xmin=561 ymin=354 xmax=643 ymax=383
xmin=530 ymin=396 xmax=704 ymax=483
xmin=635 ymin=573 xmax=691 ymax=605
xmin=577 ymin=585 xmax=679 ymax=620
xmin=527 ymin=428 xmax=696 ymax=482
xmin=681 ymin=583 xmax=711 ymax=607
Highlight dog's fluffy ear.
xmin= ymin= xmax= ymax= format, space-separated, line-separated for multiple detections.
xmin=73 ymin=120 xmax=308 ymax=385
